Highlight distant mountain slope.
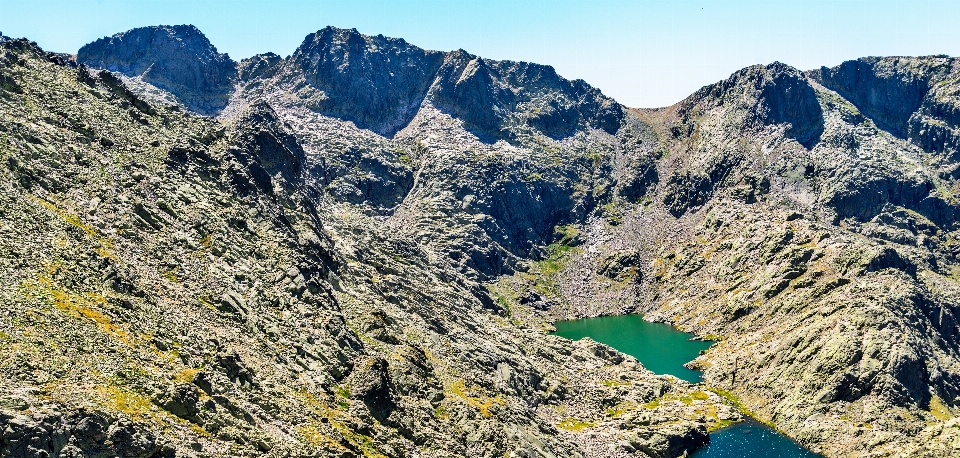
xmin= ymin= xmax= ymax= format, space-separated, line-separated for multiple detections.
xmin=815 ymin=56 xmax=960 ymax=164
xmin=78 ymin=25 xmax=237 ymax=115
xmin=557 ymin=56 xmax=960 ymax=456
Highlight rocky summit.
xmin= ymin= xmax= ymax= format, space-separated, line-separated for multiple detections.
xmin=1 ymin=24 xmax=959 ymax=458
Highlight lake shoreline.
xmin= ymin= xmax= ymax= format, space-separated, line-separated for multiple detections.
xmin=552 ymin=313 xmax=823 ymax=458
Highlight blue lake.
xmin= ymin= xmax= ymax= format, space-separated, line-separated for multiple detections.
xmin=691 ymin=419 xmax=822 ymax=458
xmin=552 ymin=314 xmax=822 ymax=458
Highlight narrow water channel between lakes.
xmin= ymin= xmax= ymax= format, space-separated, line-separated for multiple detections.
xmin=552 ymin=314 xmax=822 ymax=458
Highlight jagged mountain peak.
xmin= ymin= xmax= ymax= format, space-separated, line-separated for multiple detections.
xmin=428 ymin=50 xmax=622 ymax=141
xmin=285 ymin=26 xmax=446 ymax=136
xmin=237 ymin=52 xmax=282 ymax=81
xmin=677 ymin=60 xmax=823 ymax=147
xmin=303 ymin=25 xmax=418 ymax=49
xmin=228 ymin=101 xmax=306 ymax=192
xmin=77 ymin=24 xmax=623 ymax=141
xmin=78 ymin=24 xmax=237 ymax=115
xmin=264 ymin=26 xmax=624 ymax=141
xmin=80 ymin=24 xmax=224 ymax=58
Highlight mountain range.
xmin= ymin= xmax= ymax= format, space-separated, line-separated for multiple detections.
xmin=1 ymin=24 xmax=959 ymax=457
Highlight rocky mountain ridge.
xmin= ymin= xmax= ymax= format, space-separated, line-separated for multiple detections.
xmin=78 ymin=25 xmax=237 ymax=115
xmin=1 ymin=24 xmax=959 ymax=458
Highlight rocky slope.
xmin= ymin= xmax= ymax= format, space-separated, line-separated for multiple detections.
xmin=1 ymin=24 xmax=960 ymax=458
xmin=1 ymin=29 xmax=734 ymax=458
xmin=535 ymin=59 xmax=960 ymax=457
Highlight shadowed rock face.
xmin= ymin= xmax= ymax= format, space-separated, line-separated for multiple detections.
xmin=279 ymin=27 xmax=622 ymax=142
xmin=430 ymin=50 xmax=623 ymax=142
xmin=756 ymin=62 xmax=825 ymax=145
xmin=817 ymin=56 xmax=960 ymax=162
xmin=288 ymin=27 xmax=446 ymax=137
xmin=680 ymin=62 xmax=824 ymax=147
xmin=237 ymin=52 xmax=282 ymax=82
xmin=910 ymin=76 xmax=960 ymax=161
xmin=77 ymin=25 xmax=236 ymax=115
xmin=661 ymin=62 xmax=822 ymax=217
xmin=818 ymin=56 xmax=953 ymax=137
xmin=811 ymin=56 xmax=960 ymax=225
xmin=227 ymin=102 xmax=306 ymax=193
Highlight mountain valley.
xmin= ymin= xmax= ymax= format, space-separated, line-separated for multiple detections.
xmin=1 ymin=25 xmax=959 ymax=457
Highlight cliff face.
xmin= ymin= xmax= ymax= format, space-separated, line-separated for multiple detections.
xmin=77 ymin=25 xmax=237 ymax=115
xmin=817 ymin=56 xmax=960 ymax=164
xmin=2 ymin=25 xmax=960 ymax=458
xmin=285 ymin=27 xmax=446 ymax=137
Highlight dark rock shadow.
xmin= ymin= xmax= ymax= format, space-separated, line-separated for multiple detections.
xmin=78 ymin=25 xmax=237 ymax=116
xmin=290 ymin=27 xmax=445 ymax=137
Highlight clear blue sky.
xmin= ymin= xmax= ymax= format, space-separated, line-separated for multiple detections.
xmin=2 ymin=0 xmax=959 ymax=108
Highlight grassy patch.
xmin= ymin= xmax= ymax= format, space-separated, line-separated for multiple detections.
xmin=606 ymin=401 xmax=638 ymax=417
xmin=298 ymin=422 xmax=346 ymax=449
xmin=602 ymin=202 xmax=622 ymax=224
xmin=295 ymin=390 xmax=386 ymax=457
xmin=197 ymin=294 xmax=216 ymax=311
xmin=99 ymin=384 xmax=154 ymax=417
xmin=334 ymin=386 xmax=351 ymax=409
xmin=929 ymin=394 xmax=952 ymax=420
xmin=25 ymin=275 xmax=134 ymax=346
xmin=163 ymin=270 xmax=179 ymax=283
xmin=708 ymin=418 xmax=739 ymax=432
xmin=644 ymin=390 xmax=710 ymax=409
xmin=527 ymin=226 xmax=582 ymax=298
xmin=557 ymin=417 xmax=595 ymax=431
xmin=31 ymin=195 xmax=96 ymax=237
xmin=173 ymin=367 xmax=200 ymax=384
xmin=336 ymin=424 xmax=387 ymax=458
xmin=537 ymin=244 xmax=572 ymax=276
xmin=448 ymin=380 xmax=505 ymax=418
xmin=706 ymin=387 xmax=777 ymax=429
xmin=586 ymin=151 xmax=604 ymax=163
xmin=554 ymin=224 xmax=579 ymax=245
xmin=30 ymin=195 xmax=118 ymax=259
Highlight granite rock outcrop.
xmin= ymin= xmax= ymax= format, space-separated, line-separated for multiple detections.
xmin=78 ymin=25 xmax=237 ymax=115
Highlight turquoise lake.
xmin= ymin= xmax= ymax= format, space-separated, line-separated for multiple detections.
xmin=552 ymin=314 xmax=712 ymax=383
xmin=551 ymin=314 xmax=822 ymax=458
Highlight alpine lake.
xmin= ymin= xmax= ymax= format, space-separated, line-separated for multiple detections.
xmin=552 ymin=314 xmax=822 ymax=458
